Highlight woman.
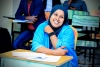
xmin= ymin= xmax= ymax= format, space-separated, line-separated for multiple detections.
xmin=13 ymin=0 xmax=46 ymax=49
xmin=31 ymin=5 xmax=78 ymax=67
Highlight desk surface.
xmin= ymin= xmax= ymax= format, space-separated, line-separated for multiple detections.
xmin=0 ymin=49 xmax=73 ymax=66
xmin=3 ymin=15 xmax=15 ymax=19
xmin=3 ymin=15 xmax=33 ymax=23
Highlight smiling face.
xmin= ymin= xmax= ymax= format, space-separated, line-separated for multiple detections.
xmin=50 ymin=9 xmax=64 ymax=28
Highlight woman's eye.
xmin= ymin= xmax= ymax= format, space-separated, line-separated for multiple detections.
xmin=60 ymin=16 xmax=64 ymax=18
xmin=54 ymin=13 xmax=57 ymax=16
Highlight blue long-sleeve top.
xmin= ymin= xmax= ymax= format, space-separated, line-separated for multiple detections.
xmin=31 ymin=21 xmax=78 ymax=67
xmin=63 ymin=0 xmax=88 ymax=12
xmin=15 ymin=0 xmax=45 ymax=28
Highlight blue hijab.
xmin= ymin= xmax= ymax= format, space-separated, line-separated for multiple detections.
xmin=48 ymin=5 xmax=68 ymax=33
xmin=48 ymin=5 xmax=68 ymax=48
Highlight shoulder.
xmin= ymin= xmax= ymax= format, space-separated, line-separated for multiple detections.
xmin=59 ymin=25 xmax=74 ymax=37
xmin=62 ymin=25 xmax=73 ymax=33
xmin=82 ymin=0 xmax=86 ymax=4
xmin=79 ymin=0 xmax=86 ymax=4
xmin=82 ymin=0 xmax=85 ymax=2
xmin=37 ymin=21 xmax=48 ymax=29
xmin=35 ymin=21 xmax=48 ymax=33
xmin=63 ymin=25 xmax=72 ymax=30
xmin=39 ymin=21 xmax=48 ymax=26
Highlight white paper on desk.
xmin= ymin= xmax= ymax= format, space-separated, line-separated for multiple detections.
xmin=12 ymin=52 xmax=47 ymax=59
xmin=12 ymin=52 xmax=61 ymax=62
xmin=12 ymin=19 xmax=31 ymax=23
xmin=27 ymin=55 xmax=61 ymax=62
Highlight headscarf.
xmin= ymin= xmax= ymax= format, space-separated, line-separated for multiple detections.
xmin=48 ymin=5 xmax=68 ymax=49
xmin=48 ymin=5 xmax=68 ymax=34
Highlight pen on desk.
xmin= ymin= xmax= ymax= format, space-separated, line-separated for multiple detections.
xmin=32 ymin=56 xmax=47 ymax=60
xmin=33 ymin=57 xmax=43 ymax=59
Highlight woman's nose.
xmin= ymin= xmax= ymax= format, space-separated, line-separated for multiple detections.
xmin=56 ymin=16 xmax=60 ymax=20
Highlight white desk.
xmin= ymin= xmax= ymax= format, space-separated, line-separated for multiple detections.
xmin=0 ymin=49 xmax=73 ymax=67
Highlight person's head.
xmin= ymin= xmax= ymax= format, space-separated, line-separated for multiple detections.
xmin=48 ymin=5 xmax=68 ymax=29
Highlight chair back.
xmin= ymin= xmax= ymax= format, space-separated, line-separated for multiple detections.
xmin=72 ymin=15 xmax=99 ymax=27
xmin=70 ymin=25 xmax=78 ymax=50
xmin=45 ymin=12 xmax=50 ymax=20
xmin=72 ymin=15 xmax=100 ymax=48
xmin=68 ymin=10 xmax=89 ymax=20
xmin=67 ymin=10 xmax=89 ymax=25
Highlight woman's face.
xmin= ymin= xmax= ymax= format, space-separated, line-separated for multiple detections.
xmin=50 ymin=10 xmax=64 ymax=28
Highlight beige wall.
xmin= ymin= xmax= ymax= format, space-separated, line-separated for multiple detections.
xmin=0 ymin=0 xmax=13 ymax=35
xmin=13 ymin=0 xmax=20 ymax=15
xmin=84 ymin=0 xmax=100 ymax=13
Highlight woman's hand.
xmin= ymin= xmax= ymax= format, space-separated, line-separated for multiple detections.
xmin=53 ymin=46 xmax=68 ymax=56
xmin=44 ymin=25 xmax=54 ymax=34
